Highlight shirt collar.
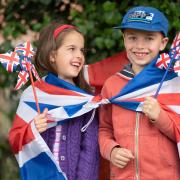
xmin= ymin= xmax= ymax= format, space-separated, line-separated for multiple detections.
xmin=118 ymin=64 xmax=135 ymax=80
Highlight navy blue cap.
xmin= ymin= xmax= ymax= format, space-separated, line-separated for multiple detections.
xmin=115 ymin=6 xmax=169 ymax=36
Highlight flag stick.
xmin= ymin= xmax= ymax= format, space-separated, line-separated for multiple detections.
xmin=154 ymin=48 xmax=178 ymax=98
xmin=27 ymin=63 xmax=40 ymax=114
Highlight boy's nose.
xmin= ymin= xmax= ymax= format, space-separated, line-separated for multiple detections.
xmin=136 ymin=42 xmax=144 ymax=49
xmin=136 ymin=39 xmax=145 ymax=49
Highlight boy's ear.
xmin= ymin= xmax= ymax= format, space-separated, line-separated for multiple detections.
xmin=160 ymin=37 xmax=169 ymax=51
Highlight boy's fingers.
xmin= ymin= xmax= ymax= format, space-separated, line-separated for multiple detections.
xmin=116 ymin=160 xmax=128 ymax=167
xmin=121 ymin=149 xmax=134 ymax=159
xmin=116 ymin=155 xmax=131 ymax=162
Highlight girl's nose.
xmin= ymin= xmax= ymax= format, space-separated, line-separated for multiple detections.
xmin=76 ymin=49 xmax=84 ymax=59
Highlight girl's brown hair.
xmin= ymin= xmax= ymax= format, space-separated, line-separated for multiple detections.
xmin=35 ymin=22 xmax=92 ymax=93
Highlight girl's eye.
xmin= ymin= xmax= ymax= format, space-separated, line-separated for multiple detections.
xmin=69 ymin=47 xmax=75 ymax=51
xmin=81 ymin=48 xmax=87 ymax=55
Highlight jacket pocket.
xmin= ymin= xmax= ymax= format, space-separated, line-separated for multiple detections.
xmin=159 ymin=134 xmax=178 ymax=166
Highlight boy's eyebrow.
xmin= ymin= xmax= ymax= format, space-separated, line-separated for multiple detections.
xmin=146 ymin=33 xmax=156 ymax=36
xmin=126 ymin=32 xmax=156 ymax=36
xmin=125 ymin=32 xmax=136 ymax=35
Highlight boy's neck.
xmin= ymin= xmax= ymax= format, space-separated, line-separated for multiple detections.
xmin=131 ymin=64 xmax=144 ymax=75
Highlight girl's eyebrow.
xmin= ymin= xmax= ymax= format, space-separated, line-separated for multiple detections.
xmin=65 ymin=44 xmax=76 ymax=47
xmin=66 ymin=44 xmax=84 ymax=48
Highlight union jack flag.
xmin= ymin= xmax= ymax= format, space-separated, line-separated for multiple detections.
xmin=15 ymin=71 xmax=30 ymax=90
xmin=8 ymin=35 xmax=180 ymax=180
xmin=0 ymin=42 xmax=40 ymax=90
xmin=9 ymin=74 xmax=95 ymax=180
xmin=156 ymin=33 xmax=180 ymax=75
xmin=9 ymin=64 xmax=180 ymax=180
xmin=15 ymin=41 xmax=35 ymax=58
xmin=0 ymin=51 xmax=19 ymax=72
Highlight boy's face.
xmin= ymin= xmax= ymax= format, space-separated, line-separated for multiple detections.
xmin=123 ymin=29 xmax=168 ymax=74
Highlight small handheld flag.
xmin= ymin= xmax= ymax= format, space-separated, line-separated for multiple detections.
xmin=0 ymin=41 xmax=41 ymax=113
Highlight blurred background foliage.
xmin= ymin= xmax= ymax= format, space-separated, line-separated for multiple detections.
xmin=0 ymin=0 xmax=179 ymax=179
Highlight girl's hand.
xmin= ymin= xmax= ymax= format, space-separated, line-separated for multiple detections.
xmin=34 ymin=108 xmax=48 ymax=133
xmin=110 ymin=147 xmax=134 ymax=168
xmin=142 ymin=97 xmax=161 ymax=121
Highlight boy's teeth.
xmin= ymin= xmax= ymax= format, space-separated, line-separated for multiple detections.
xmin=135 ymin=52 xmax=147 ymax=57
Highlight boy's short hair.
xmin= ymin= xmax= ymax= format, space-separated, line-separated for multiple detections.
xmin=114 ymin=6 xmax=169 ymax=37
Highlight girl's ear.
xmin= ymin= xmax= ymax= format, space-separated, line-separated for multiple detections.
xmin=49 ymin=51 xmax=56 ymax=63
xmin=160 ymin=37 xmax=169 ymax=51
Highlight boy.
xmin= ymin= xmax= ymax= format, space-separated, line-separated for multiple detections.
xmin=99 ymin=6 xmax=180 ymax=180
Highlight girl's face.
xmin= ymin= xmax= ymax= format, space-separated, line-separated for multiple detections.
xmin=50 ymin=31 xmax=85 ymax=84
xmin=123 ymin=29 xmax=168 ymax=74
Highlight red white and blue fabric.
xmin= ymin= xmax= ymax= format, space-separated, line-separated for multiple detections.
xmin=9 ymin=60 xmax=180 ymax=179
xmin=0 ymin=42 xmax=40 ymax=90
xmin=9 ymin=74 xmax=97 ymax=180
xmin=8 ymin=34 xmax=180 ymax=180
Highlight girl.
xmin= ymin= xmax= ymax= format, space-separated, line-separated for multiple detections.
xmin=35 ymin=23 xmax=99 ymax=180
xmin=9 ymin=22 xmax=99 ymax=180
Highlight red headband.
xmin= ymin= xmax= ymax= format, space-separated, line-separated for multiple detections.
xmin=53 ymin=24 xmax=77 ymax=38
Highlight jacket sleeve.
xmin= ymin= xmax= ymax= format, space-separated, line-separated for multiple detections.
xmin=84 ymin=51 xmax=128 ymax=93
xmin=76 ymin=111 xmax=100 ymax=180
xmin=153 ymin=105 xmax=180 ymax=141
xmin=98 ymin=82 xmax=120 ymax=161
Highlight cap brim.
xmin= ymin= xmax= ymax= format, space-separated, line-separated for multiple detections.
xmin=113 ymin=25 xmax=166 ymax=36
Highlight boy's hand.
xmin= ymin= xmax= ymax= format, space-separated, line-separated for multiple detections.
xmin=34 ymin=108 xmax=48 ymax=133
xmin=142 ymin=97 xmax=161 ymax=121
xmin=110 ymin=147 xmax=134 ymax=168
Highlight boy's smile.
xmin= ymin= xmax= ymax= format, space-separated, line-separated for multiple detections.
xmin=123 ymin=29 xmax=168 ymax=74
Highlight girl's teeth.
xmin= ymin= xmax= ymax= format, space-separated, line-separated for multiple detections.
xmin=72 ymin=62 xmax=80 ymax=66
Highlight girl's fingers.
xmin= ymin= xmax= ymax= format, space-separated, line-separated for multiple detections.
xmin=36 ymin=122 xmax=47 ymax=128
xmin=35 ymin=122 xmax=47 ymax=133
xmin=38 ymin=127 xmax=47 ymax=133
xmin=42 ymin=108 xmax=48 ymax=115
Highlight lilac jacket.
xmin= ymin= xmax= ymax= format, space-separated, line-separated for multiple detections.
xmin=41 ymin=73 xmax=99 ymax=180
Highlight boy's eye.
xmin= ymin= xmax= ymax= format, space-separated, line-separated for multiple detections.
xmin=128 ymin=36 xmax=137 ymax=40
xmin=146 ymin=37 xmax=154 ymax=41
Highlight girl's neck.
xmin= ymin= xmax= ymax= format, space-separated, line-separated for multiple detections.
xmin=58 ymin=75 xmax=75 ymax=85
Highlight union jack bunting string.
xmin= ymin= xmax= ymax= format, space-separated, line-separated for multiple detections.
xmin=0 ymin=41 xmax=41 ymax=113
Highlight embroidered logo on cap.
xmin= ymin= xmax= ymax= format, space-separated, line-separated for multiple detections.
xmin=128 ymin=10 xmax=154 ymax=23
